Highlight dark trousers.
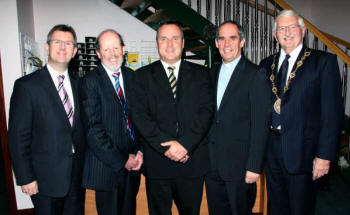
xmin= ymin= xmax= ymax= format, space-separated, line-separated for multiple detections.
xmin=205 ymin=171 xmax=256 ymax=215
xmin=95 ymin=170 xmax=140 ymax=215
xmin=145 ymin=176 xmax=204 ymax=215
xmin=265 ymin=132 xmax=316 ymax=215
xmin=31 ymin=155 xmax=85 ymax=215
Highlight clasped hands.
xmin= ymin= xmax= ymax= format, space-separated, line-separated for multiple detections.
xmin=161 ymin=140 xmax=189 ymax=163
xmin=124 ymin=151 xmax=143 ymax=171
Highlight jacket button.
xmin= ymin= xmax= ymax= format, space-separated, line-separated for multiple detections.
xmin=216 ymin=120 xmax=219 ymax=124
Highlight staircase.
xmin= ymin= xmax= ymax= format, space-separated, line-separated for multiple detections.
xmin=110 ymin=0 xmax=218 ymax=67
xmin=111 ymin=0 xmax=350 ymax=160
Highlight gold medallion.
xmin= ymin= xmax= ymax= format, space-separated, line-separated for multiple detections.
xmin=269 ymin=49 xmax=311 ymax=116
xmin=274 ymin=98 xmax=281 ymax=114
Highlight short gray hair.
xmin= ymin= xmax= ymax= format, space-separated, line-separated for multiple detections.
xmin=216 ymin=20 xmax=246 ymax=41
xmin=273 ymin=10 xmax=305 ymax=32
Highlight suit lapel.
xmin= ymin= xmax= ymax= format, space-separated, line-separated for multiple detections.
xmin=177 ymin=60 xmax=193 ymax=102
xmin=40 ymin=66 xmax=72 ymax=128
xmin=69 ymin=72 xmax=79 ymax=128
xmin=97 ymin=65 xmax=120 ymax=105
xmin=218 ymin=57 xmax=246 ymax=110
xmin=121 ymin=66 xmax=132 ymax=102
xmin=282 ymin=45 xmax=309 ymax=99
xmin=210 ymin=64 xmax=220 ymax=111
xmin=152 ymin=61 xmax=174 ymax=99
xmin=290 ymin=45 xmax=307 ymax=73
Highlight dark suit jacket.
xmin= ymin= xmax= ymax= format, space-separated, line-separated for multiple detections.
xmin=8 ymin=66 xmax=85 ymax=197
xmin=260 ymin=46 xmax=343 ymax=174
xmin=80 ymin=64 xmax=138 ymax=191
xmin=130 ymin=60 xmax=214 ymax=179
xmin=208 ymin=56 xmax=271 ymax=181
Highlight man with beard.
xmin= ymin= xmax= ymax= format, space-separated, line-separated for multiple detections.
xmin=259 ymin=10 xmax=343 ymax=215
xmin=80 ymin=29 xmax=142 ymax=215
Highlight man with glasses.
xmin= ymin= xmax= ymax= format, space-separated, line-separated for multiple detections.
xmin=8 ymin=24 xmax=86 ymax=215
xmin=260 ymin=10 xmax=343 ymax=215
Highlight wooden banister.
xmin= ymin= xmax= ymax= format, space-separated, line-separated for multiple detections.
xmin=271 ymin=0 xmax=350 ymax=65
xmin=242 ymin=0 xmax=350 ymax=53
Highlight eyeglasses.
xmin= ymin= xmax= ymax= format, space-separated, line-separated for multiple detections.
xmin=51 ymin=39 xmax=75 ymax=47
xmin=276 ymin=24 xmax=300 ymax=33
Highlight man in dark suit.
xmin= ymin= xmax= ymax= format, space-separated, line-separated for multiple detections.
xmin=205 ymin=21 xmax=271 ymax=215
xmin=130 ymin=21 xmax=214 ymax=215
xmin=80 ymin=29 xmax=142 ymax=215
xmin=259 ymin=10 xmax=343 ymax=215
xmin=8 ymin=24 xmax=85 ymax=215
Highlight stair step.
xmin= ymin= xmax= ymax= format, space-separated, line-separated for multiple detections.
xmin=144 ymin=9 xmax=169 ymax=24
xmin=120 ymin=0 xmax=143 ymax=9
xmin=185 ymin=45 xmax=207 ymax=52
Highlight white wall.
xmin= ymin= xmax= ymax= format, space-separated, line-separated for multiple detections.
xmin=2 ymin=0 xmax=158 ymax=210
xmin=33 ymin=0 xmax=157 ymax=61
xmin=286 ymin=0 xmax=349 ymax=42
xmin=0 ymin=0 xmax=22 ymax=119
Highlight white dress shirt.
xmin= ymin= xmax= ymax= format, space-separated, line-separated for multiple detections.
xmin=47 ymin=63 xmax=75 ymax=110
xmin=278 ymin=43 xmax=303 ymax=85
xmin=161 ymin=60 xmax=181 ymax=79
xmin=102 ymin=64 xmax=125 ymax=96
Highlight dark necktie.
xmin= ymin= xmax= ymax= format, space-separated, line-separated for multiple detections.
xmin=277 ymin=54 xmax=290 ymax=95
xmin=112 ymin=72 xmax=135 ymax=142
xmin=271 ymin=54 xmax=290 ymax=129
xmin=167 ymin=66 xmax=177 ymax=99
xmin=57 ymin=75 xmax=74 ymax=126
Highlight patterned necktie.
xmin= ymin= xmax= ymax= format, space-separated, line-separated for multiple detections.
xmin=112 ymin=72 xmax=135 ymax=142
xmin=167 ymin=66 xmax=177 ymax=99
xmin=57 ymin=75 xmax=74 ymax=126
xmin=277 ymin=54 xmax=290 ymax=95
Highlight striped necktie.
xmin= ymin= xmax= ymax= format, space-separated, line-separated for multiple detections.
xmin=112 ymin=72 xmax=135 ymax=142
xmin=167 ymin=66 xmax=177 ymax=99
xmin=57 ymin=75 xmax=74 ymax=126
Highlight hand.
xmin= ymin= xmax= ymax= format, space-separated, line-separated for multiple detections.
xmin=313 ymin=157 xmax=330 ymax=180
xmin=245 ymin=171 xmax=260 ymax=184
xmin=21 ymin=181 xmax=38 ymax=196
xmin=161 ymin=140 xmax=188 ymax=162
xmin=179 ymin=155 xmax=190 ymax=163
xmin=124 ymin=154 xmax=138 ymax=171
xmin=131 ymin=151 xmax=143 ymax=171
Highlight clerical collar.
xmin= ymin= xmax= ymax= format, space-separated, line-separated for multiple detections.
xmin=222 ymin=55 xmax=241 ymax=69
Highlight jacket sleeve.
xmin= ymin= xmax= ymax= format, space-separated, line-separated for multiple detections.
xmin=130 ymin=69 xmax=172 ymax=154
xmin=317 ymin=54 xmax=343 ymax=161
xmin=8 ymin=80 xmax=36 ymax=186
xmin=80 ymin=75 xmax=126 ymax=172
xmin=177 ymin=68 xmax=214 ymax=154
xmin=245 ymin=68 xmax=271 ymax=173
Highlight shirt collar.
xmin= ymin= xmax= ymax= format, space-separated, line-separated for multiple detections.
xmin=222 ymin=55 xmax=241 ymax=69
xmin=161 ymin=59 xmax=181 ymax=72
xmin=280 ymin=43 xmax=303 ymax=60
xmin=47 ymin=63 xmax=69 ymax=79
xmin=102 ymin=63 xmax=122 ymax=77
